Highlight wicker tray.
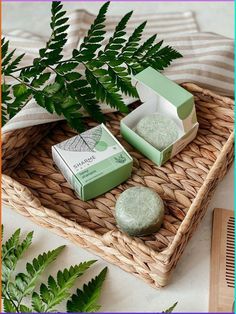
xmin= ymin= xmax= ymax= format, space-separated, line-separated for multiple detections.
xmin=2 ymin=83 xmax=234 ymax=288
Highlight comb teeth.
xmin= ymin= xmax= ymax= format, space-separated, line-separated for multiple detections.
xmin=226 ymin=217 xmax=235 ymax=288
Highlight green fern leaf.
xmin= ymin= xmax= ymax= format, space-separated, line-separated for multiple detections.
xmin=143 ymin=39 xmax=163 ymax=58
xmin=12 ymin=83 xmax=27 ymax=97
xmin=3 ymin=83 xmax=32 ymax=120
xmin=51 ymin=1 xmax=63 ymax=14
xmin=155 ymin=45 xmax=182 ymax=59
xmin=102 ymin=11 xmax=132 ymax=56
xmin=2 ymin=83 xmax=12 ymax=125
xmin=107 ymin=64 xmax=138 ymax=97
xmin=8 ymin=245 xmax=65 ymax=306
xmin=39 ymin=1 xmax=69 ymax=65
xmin=2 ymin=228 xmax=21 ymax=257
xmin=2 ymin=230 xmax=33 ymax=297
xmin=77 ymin=1 xmax=109 ymax=59
xmin=147 ymin=46 xmax=182 ymax=71
xmin=56 ymin=24 xmax=70 ymax=34
xmin=32 ymin=292 xmax=45 ymax=312
xmin=67 ymin=267 xmax=108 ymax=313
xmin=1 ymin=41 xmax=25 ymax=76
xmin=56 ymin=62 xmax=78 ymax=74
xmin=31 ymin=260 xmax=96 ymax=312
xmin=135 ymin=34 xmax=157 ymax=57
xmin=1 ymin=105 xmax=8 ymax=126
xmin=8 ymin=90 xmax=32 ymax=119
xmin=19 ymin=304 xmax=33 ymax=312
xmin=56 ymin=71 xmax=104 ymax=128
xmin=163 ymin=301 xmax=178 ymax=313
xmin=1 ymin=37 xmax=9 ymax=59
xmin=2 ymin=49 xmax=16 ymax=67
xmin=63 ymin=110 xmax=85 ymax=132
xmin=2 ymin=229 xmax=33 ymax=265
xmin=20 ymin=66 xmax=43 ymax=80
xmin=94 ymin=10 xmax=137 ymax=98
xmin=32 ymin=72 xmax=51 ymax=88
xmin=85 ymin=67 xmax=128 ymax=113
xmin=120 ymin=21 xmax=146 ymax=59
xmin=3 ymin=298 xmax=17 ymax=313
xmin=5 ymin=54 xmax=25 ymax=75
xmin=75 ymin=82 xmax=104 ymax=122
xmin=64 ymin=72 xmax=82 ymax=81
xmin=43 ymin=82 xmax=61 ymax=95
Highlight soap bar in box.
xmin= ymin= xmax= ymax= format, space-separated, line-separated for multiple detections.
xmin=52 ymin=124 xmax=133 ymax=201
xmin=136 ymin=113 xmax=180 ymax=151
xmin=120 ymin=67 xmax=199 ymax=166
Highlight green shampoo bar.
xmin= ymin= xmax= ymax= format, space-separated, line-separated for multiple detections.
xmin=136 ymin=113 xmax=180 ymax=151
xmin=52 ymin=124 xmax=133 ymax=201
xmin=115 ymin=186 xmax=164 ymax=236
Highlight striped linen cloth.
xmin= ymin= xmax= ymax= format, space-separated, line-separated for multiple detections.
xmin=2 ymin=10 xmax=234 ymax=133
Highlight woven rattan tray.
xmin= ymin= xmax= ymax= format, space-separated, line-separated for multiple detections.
xmin=2 ymin=83 xmax=234 ymax=288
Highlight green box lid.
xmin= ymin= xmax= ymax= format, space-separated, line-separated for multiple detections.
xmin=134 ymin=67 xmax=194 ymax=120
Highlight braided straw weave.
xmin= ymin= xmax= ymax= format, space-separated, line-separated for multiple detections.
xmin=2 ymin=83 xmax=234 ymax=288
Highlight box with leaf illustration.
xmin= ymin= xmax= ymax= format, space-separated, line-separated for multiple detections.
xmin=121 ymin=67 xmax=199 ymax=166
xmin=52 ymin=124 xmax=133 ymax=201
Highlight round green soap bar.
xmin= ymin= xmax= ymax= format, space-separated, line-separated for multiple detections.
xmin=115 ymin=186 xmax=164 ymax=236
xmin=136 ymin=114 xmax=179 ymax=151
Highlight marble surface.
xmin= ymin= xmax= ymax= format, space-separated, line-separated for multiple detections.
xmin=2 ymin=2 xmax=234 ymax=312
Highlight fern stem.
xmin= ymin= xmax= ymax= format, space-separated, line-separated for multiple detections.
xmin=47 ymin=64 xmax=72 ymax=96
xmin=2 ymin=246 xmax=16 ymax=260
xmin=8 ymin=64 xmax=32 ymax=74
xmin=6 ymin=290 xmax=19 ymax=313
xmin=8 ymin=58 xmax=74 ymax=75
xmin=47 ymin=64 xmax=59 ymax=76
xmin=9 ymin=74 xmax=38 ymax=92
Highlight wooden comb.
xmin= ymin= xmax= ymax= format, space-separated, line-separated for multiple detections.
xmin=209 ymin=208 xmax=235 ymax=312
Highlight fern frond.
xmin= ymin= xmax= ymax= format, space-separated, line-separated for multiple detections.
xmin=2 ymin=226 xmax=107 ymax=313
xmin=56 ymin=62 xmax=78 ymax=74
xmin=1 ymin=0 xmax=182 ymax=131
xmin=31 ymin=260 xmax=96 ymax=312
xmin=3 ymin=298 xmax=17 ymax=313
xmin=75 ymin=1 xmax=109 ymax=60
xmin=8 ymin=84 xmax=32 ymax=118
xmin=67 ymin=267 xmax=108 ymax=313
xmin=32 ymin=72 xmax=51 ymax=88
xmin=102 ymin=11 xmax=133 ymax=56
xmin=135 ymin=34 xmax=157 ymax=58
xmin=146 ymin=45 xmax=182 ymax=71
xmin=1 ymin=37 xmax=9 ymax=59
xmin=120 ymin=21 xmax=146 ymax=59
xmin=2 ymin=228 xmax=21 ymax=260
xmin=1 ymin=40 xmax=25 ymax=75
xmin=2 ymin=49 xmax=15 ymax=67
xmin=38 ymin=1 xmax=69 ymax=65
xmin=7 ymin=246 xmax=65 ymax=305
xmin=143 ymin=39 xmax=163 ymax=58
xmin=2 ymin=230 xmax=33 ymax=297
xmin=107 ymin=63 xmax=138 ymax=97
xmin=74 ymin=79 xmax=104 ymax=122
xmin=163 ymin=301 xmax=178 ymax=313
xmin=85 ymin=67 xmax=128 ymax=113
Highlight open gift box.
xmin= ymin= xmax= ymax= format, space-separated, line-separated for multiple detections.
xmin=121 ymin=67 xmax=199 ymax=166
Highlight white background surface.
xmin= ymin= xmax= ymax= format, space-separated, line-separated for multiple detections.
xmin=2 ymin=2 xmax=234 ymax=313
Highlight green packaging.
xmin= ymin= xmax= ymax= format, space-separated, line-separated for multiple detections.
xmin=52 ymin=124 xmax=133 ymax=201
xmin=120 ymin=67 xmax=199 ymax=166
